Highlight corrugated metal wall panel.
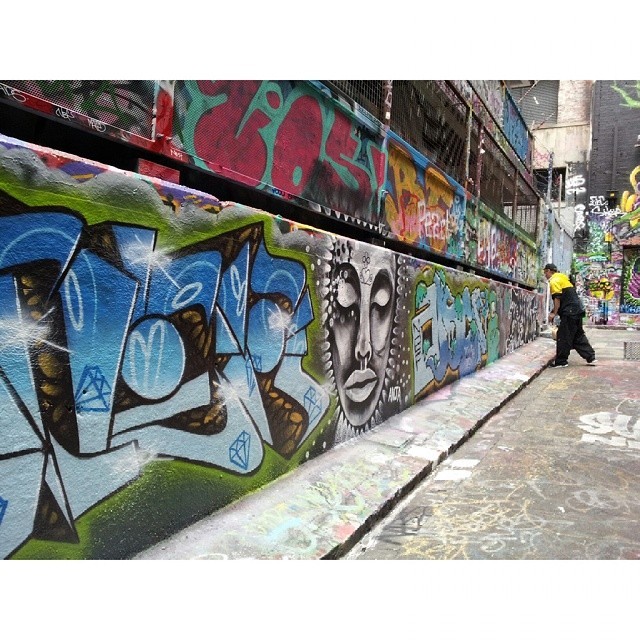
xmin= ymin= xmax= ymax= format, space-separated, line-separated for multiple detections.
xmin=510 ymin=81 xmax=559 ymax=127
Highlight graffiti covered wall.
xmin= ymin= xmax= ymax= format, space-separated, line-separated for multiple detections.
xmin=0 ymin=80 xmax=158 ymax=138
xmin=172 ymin=81 xmax=387 ymax=227
xmin=0 ymin=134 xmax=540 ymax=558
xmin=385 ymin=134 xmax=538 ymax=286
xmin=574 ymin=81 xmax=640 ymax=326
xmin=384 ymin=135 xmax=467 ymax=261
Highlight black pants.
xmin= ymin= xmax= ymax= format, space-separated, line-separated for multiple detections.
xmin=555 ymin=314 xmax=595 ymax=364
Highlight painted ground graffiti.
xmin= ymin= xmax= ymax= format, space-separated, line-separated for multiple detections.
xmin=576 ymin=412 xmax=640 ymax=449
xmin=0 ymin=134 xmax=540 ymax=558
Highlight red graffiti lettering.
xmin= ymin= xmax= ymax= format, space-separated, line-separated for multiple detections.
xmin=271 ymin=95 xmax=323 ymax=196
xmin=193 ymin=81 xmax=268 ymax=187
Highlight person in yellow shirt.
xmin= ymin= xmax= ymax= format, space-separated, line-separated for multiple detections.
xmin=543 ymin=263 xmax=597 ymax=368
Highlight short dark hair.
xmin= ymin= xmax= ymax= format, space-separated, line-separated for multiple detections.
xmin=543 ymin=263 xmax=558 ymax=272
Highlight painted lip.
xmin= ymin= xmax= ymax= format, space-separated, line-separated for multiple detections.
xmin=344 ymin=368 xmax=377 ymax=403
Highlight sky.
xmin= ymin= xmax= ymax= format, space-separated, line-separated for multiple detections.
xmin=4 ymin=3 xmax=633 ymax=80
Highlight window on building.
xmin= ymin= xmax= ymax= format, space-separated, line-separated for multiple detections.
xmin=533 ymin=166 xmax=566 ymax=201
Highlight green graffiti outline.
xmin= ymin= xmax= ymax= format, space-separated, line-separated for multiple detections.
xmin=611 ymin=81 xmax=640 ymax=109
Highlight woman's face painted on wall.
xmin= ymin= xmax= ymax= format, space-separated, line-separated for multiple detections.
xmin=329 ymin=242 xmax=396 ymax=427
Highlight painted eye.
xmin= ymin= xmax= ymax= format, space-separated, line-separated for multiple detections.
xmin=372 ymin=272 xmax=392 ymax=309
xmin=336 ymin=279 xmax=358 ymax=309
xmin=372 ymin=285 xmax=390 ymax=308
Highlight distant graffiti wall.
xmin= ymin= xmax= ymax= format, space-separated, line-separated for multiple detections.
xmin=621 ymin=247 xmax=640 ymax=314
xmin=172 ymin=81 xmax=386 ymax=225
xmin=384 ymin=135 xmax=537 ymax=286
xmin=0 ymin=134 xmax=540 ymax=558
xmin=384 ymin=136 xmax=466 ymax=261
xmin=574 ymin=81 xmax=640 ymax=326
xmin=568 ymin=162 xmax=589 ymax=239
xmin=576 ymin=149 xmax=640 ymax=324
xmin=502 ymin=92 xmax=529 ymax=163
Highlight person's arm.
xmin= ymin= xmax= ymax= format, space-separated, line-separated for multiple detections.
xmin=548 ymin=295 xmax=561 ymax=323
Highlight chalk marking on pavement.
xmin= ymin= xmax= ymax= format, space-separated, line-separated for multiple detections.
xmin=446 ymin=458 xmax=480 ymax=469
xmin=404 ymin=445 xmax=442 ymax=461
xmin=576 ymin=411 xmax=640 ymax=449
xmin=434 ymin=469 xmax=472 ymax=481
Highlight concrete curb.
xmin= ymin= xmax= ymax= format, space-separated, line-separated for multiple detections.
xmin=135 ymin=337 xmax=556 ymax=560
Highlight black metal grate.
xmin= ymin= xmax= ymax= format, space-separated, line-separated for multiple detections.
xmin=513 ymin=175 xmax=539 ymax=236
xmin=624 ymin=342 xmax=640 ymax=360
xmin=323 ymin=80 xmax=387 ymax=121
xmin=389 ymin=80 xmax=468 ymax=185
xmin=1 ymin=80 xmax=156 ymax=138
xmin=480 ymin=129 xmax=515 ymax=217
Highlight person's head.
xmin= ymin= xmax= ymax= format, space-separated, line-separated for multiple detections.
xmin=543 ymin=263 xmax=558 ymax=281
xmin=329 ymin=240 xmax=396 ymax=428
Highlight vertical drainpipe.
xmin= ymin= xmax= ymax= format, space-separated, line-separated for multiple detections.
xmin=611 ymin=122 xmax=618 ymax=191
xmin=463 ymin=91 xmax=473 ymax=270
xmin=543 ymin=152 xmax=554 ymax=321
xmin=464 ymin=96 xmax=472 ymax=186
xmin=557 ymin=171 xmax=563 ymax=266
xmin=383 ymin=80 xmax=393 ymax=126
xmin=546 ymin=152 xmax=554 ymax=264
xmin=378 ymin=81 xmax=393 ymax=242
xmin=476 ymin=127 xmax=485 ymax=204
xmin=512 ymin=165 xmax=518 ymax=226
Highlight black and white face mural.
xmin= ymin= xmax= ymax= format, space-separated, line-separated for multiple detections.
xmin=322 ymin=238 xmax=411 ymax=442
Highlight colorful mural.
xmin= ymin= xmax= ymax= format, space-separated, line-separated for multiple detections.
xmin=172 ymin=81 xmax=386 ymax=225
xmin=384 ymin=136 xmax=466 ymax=261
xmin=384 ymin=134 xmax=537 ymax=286
xmin=502 ymin=91 xmax=529 ymax=163
xmin=615 ymin=167 xmax=640 ymax=238
xmin=621 ymin=247 xmax=640 ymax=313
xmin=576 ymin=163 xmax=640 ymax=326
xmin=573 ymin=82 xmax=640 ymax=326
xmin=0 ymin=134 xmax=540 ymax=559
xmin=0 ymin=80 xmax=171 ymax=148
xmin=0 ymin=81 xmax=542 ymax=289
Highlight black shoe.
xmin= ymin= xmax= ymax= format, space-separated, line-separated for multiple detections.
xmin=586 ymin=358 xmax=598 ymax=366
xmin=549 ymin=361 xmax=568 ymax=368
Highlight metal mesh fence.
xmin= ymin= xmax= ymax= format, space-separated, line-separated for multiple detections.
xmin=323 ymin=81 xmax=387 ymax=121
xmin=1 ymin=78 xmax=540 ymax=240
xmin=513 ymin=175 xmax=539 ymax=236
xmin=624 ymin=342 xmax=640 ymax=360
xmin=1 ymin=80 xmax=156 ymax=138
xmin=389 ymin=80 xmax=468 ymax=185
xmin=480 ymin=129 xmax=514 ymax=216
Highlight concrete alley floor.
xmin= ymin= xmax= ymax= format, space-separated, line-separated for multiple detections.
xmin=345 ymin=327 xmax=640 ymax=559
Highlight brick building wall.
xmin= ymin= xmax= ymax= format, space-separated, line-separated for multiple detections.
xmin=589 ymin=81 xmax=640 ymax=196
xmin=558 ymin=80 xmax=592 ymax=124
